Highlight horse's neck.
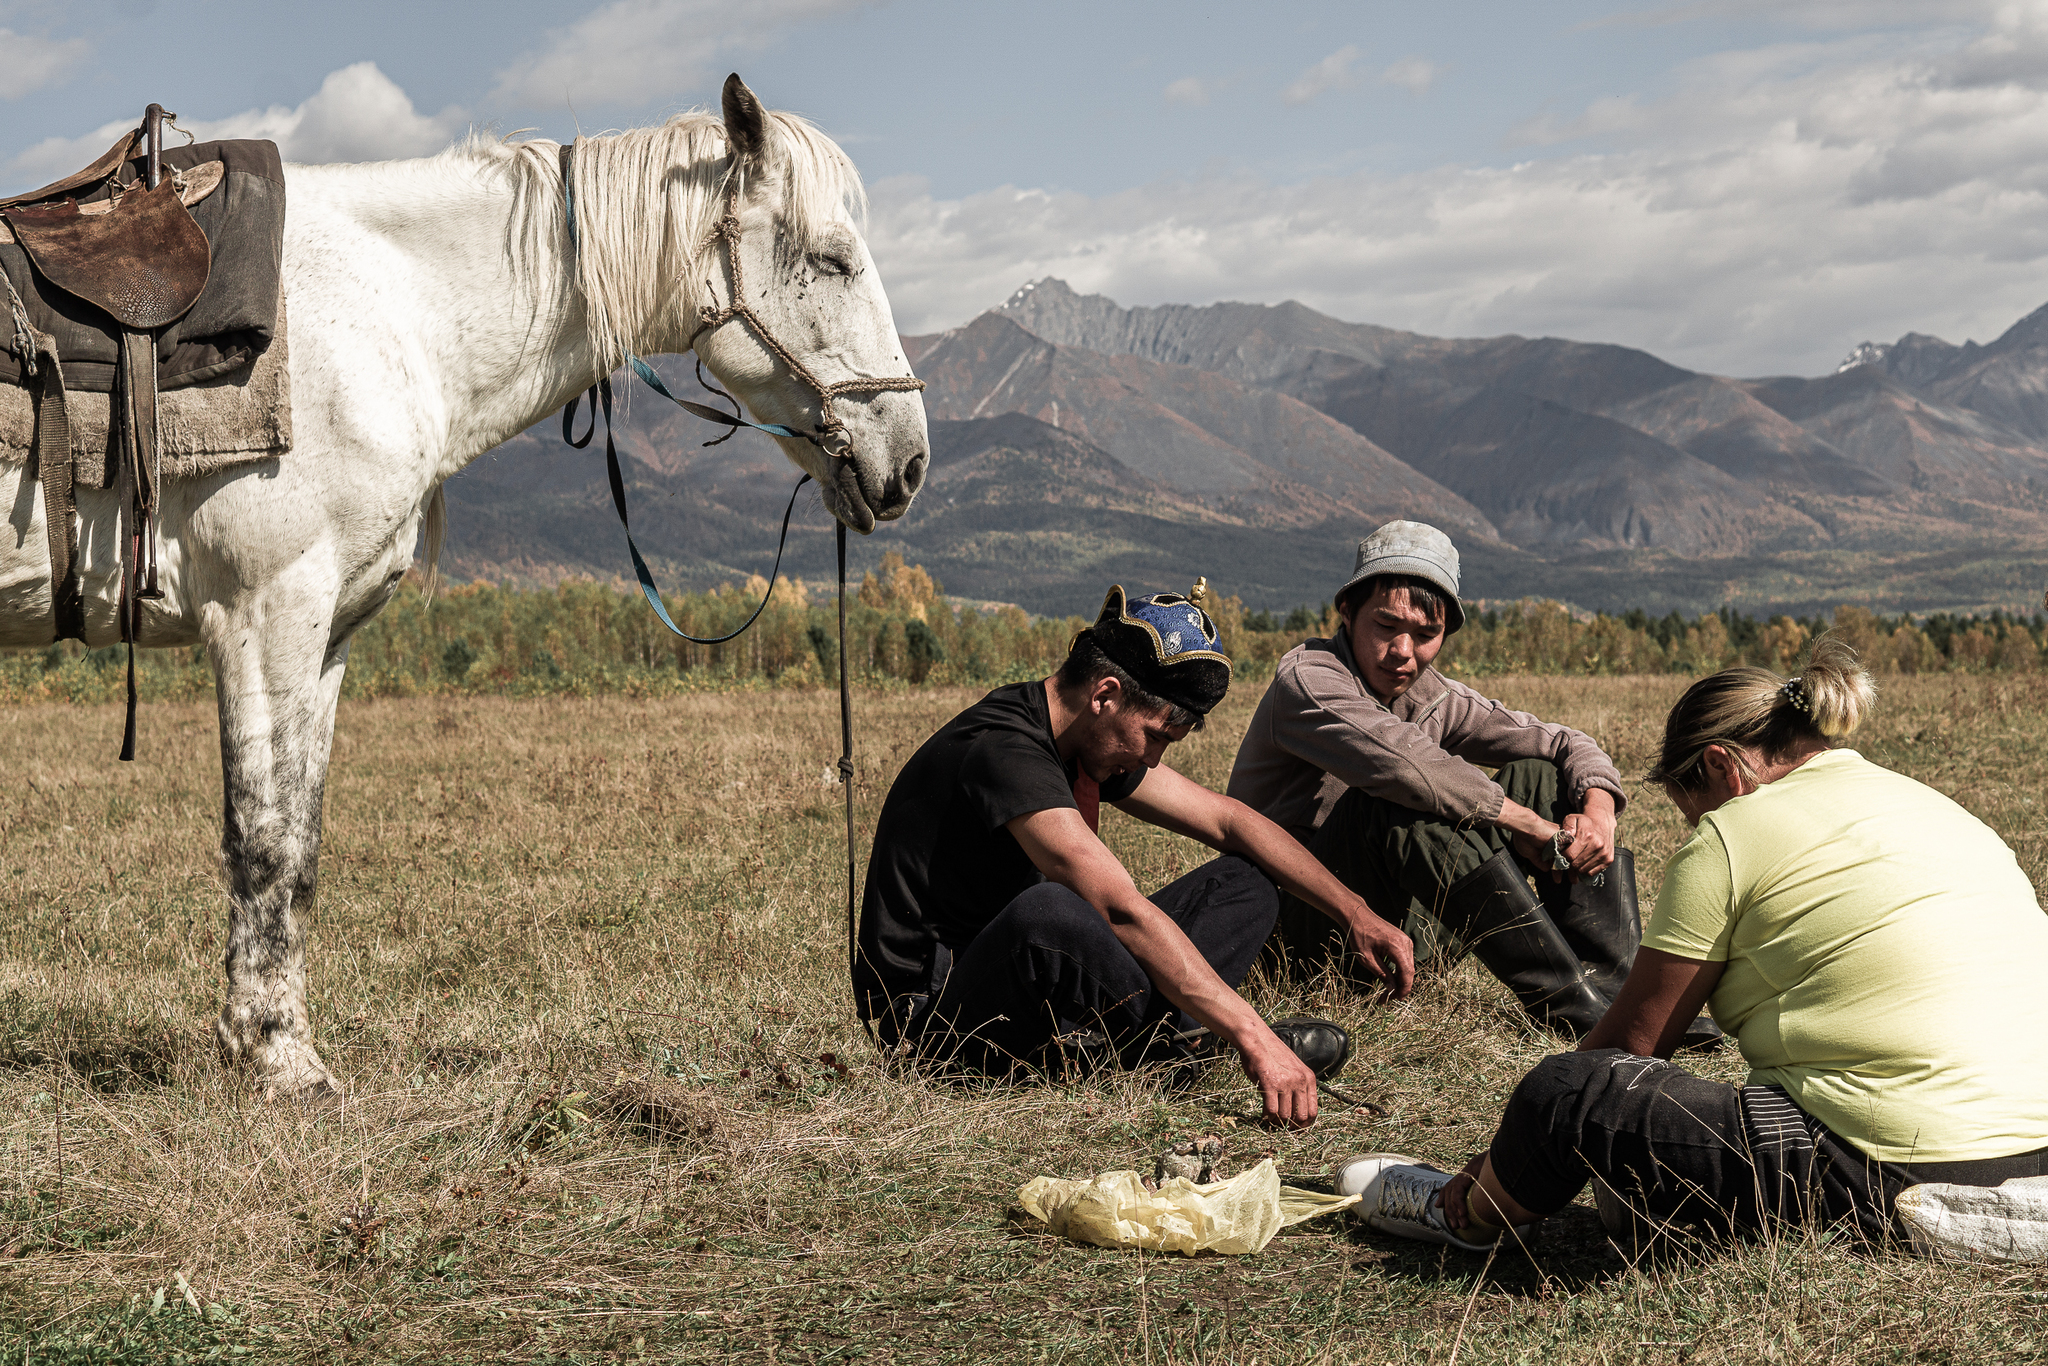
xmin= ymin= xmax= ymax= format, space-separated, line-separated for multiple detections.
xmin=288 ymin=156 xmax=609 ymax=480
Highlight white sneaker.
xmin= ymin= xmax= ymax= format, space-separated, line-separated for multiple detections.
xmin=1334 ymin=1153 xmax=1524 ymax=1253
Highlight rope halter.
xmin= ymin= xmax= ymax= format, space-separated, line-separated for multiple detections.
xmin=684 ymin=184 xmax=925 ymax=457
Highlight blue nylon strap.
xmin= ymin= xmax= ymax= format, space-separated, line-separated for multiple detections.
xmin=625 ymin=354 xmax=810 ymax=440
xmin=570 ymin=377 xmax=813 ymax=645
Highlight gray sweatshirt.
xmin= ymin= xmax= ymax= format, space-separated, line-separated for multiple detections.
xmin=1226 ymin=629 xmax=1627 ymax=843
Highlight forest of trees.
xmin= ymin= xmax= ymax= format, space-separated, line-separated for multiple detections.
xmin=6 ymin=552 xmax=2043 ymax=705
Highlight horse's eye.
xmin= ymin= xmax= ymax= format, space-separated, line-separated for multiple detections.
xmin=812 ymin=252 xmax=858 ymax=277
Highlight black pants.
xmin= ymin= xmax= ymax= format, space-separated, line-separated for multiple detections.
xmin=1490 ymin=1050 xmax=2048 ymax=1241
xmin=919 ymin=855 xmax=1278 ymax=1075
xmin=1268 ymin=758 xmax=1572 ymax=982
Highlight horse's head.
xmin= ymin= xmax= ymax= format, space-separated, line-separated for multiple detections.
xmin=682 ymin=76 xmax=929 ymax=534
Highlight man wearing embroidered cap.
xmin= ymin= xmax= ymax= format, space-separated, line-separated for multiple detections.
xmin=1228 ymin=521 xmax=1718 ymax=1046
xmin=855 ymin=581 xmax=1416 ymax=1126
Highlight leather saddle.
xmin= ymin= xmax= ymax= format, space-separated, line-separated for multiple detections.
xmin=6 ymin=177 xmax=211 ymax=331
xmin=1 ymin=105 xmax=215 ymax=758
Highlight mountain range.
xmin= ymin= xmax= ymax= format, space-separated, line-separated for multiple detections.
xmin=437 ymin=281 xmax=2048 ymax=617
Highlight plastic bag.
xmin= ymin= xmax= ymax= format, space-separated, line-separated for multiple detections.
xmin=1896 ymin=1175 xmax=2048 ymax=1263
xmin=1013 ymin=1158 xmax=1361 ymax=1255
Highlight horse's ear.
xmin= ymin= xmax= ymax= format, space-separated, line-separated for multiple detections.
xmin=722 ymin=74 xmax=767 ymax=165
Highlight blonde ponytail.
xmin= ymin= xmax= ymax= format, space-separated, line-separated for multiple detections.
xmin=1790 ymin=634 xmax=1875 ymax=740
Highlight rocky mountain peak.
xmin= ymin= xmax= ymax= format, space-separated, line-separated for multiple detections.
xmin=1835 ymin=331 xmax=1971 ymax=391
xmin=1985 ymin=299 xmax=2048 ymax=355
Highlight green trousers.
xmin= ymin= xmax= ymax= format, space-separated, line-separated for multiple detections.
xmin=1265 ymin=758 xmax=1570 ymax=983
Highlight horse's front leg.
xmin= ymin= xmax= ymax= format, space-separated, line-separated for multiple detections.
xmin=204 ymin=577 xmax=349 ymax=1098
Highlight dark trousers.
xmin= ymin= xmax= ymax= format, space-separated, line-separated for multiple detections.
xmin=1490 ymin=1050 xmax=2048 ymax=1241
xmin=921 ymin=855 xmax=1279 ymax=1075
xmin=1268 ymin=758 xmax=1570 ymax=982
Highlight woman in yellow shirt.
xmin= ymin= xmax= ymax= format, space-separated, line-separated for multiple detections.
xmin=1340 ymin=637 xmax=2048 ymax=1250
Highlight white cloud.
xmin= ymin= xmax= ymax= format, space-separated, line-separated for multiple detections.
xmin=9 ymin=117 xmax=143 ymax=187
xmin=1508 ymin=94 xmax=1649 ymax=146
xmin=6 ymin=63 xmax=466 ymax=183
xmin=1586 ymin=1 xmax=1992 ymax=30
xmin=489 ymin=0 xmax=876 ymax=110
xmin=865 ymin=10 xmax=2048 ymax=377
xmin=1281 ymin=45 xmax=1360 ymax=105
xmin=1380 ymin=56 xmax=1443 ymax=96
xmin=1163 ymin=76 xmax=1209 ymax=107
xmin=0 ymin=28 xmax=87 ymax=100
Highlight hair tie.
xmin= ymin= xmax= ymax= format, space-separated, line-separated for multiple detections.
xmin=1781 ymin=675 xmax=1811 ymax=716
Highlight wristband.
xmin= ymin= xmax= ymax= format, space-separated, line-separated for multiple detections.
xmin=1550 ymin=829 xmax=1605 ymax=888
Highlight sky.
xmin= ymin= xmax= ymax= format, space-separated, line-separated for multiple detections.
xmin=4 ymin=0 xmax=2047 ymax=376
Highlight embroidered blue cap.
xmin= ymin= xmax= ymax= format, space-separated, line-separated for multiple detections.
xmin=1081 ymin=582 xmax=1233 ymax=715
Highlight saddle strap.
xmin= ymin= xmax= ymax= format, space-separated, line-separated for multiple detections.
xmin=25 ymin=327 xmax=84 ymax=641
xmin=119 ymin=328 xmax=162 ymax=597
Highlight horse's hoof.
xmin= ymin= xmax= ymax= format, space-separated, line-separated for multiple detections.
xmin=262 ymin=1069 xmax=341 ymax=1105
xmin=225 ymin=1033 xmax=340 ymax=1101
xmin=216 ymin=1011 xmax=342 ymax=1101
xmin=256 ymin=1046 xmax=341 ymax=1102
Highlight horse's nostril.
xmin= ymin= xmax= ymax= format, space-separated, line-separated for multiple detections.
xmin=903 ymin=449 xmax=929 ymax=494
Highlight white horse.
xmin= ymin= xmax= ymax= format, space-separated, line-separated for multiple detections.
xmin=0 ymin=76 xmax=929 ymax=1096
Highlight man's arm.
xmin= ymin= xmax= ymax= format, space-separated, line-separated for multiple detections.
xmin=1007 ymin=806 xmax=1321 ymax=1125
xmin=1114 ymin=764 xmax=1414 ymax=995
xmin=1430 ymin=682 xmax=1626 ymax=873
xmin=1268 ymin=655 xmax=1511 ymax=826
xmin=1266 ymin=665 xmax=1610 ymax=878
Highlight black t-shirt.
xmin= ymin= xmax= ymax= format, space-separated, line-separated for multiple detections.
xmin=854 ymin=680 xmax=1144 ymax=1018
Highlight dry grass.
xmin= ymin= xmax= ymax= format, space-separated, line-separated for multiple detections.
xmin=3 ymin=675 xmax=2048 ymax=1363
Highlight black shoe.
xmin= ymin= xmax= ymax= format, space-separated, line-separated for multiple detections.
xmin=1678 ymin=1014 xmax=1725 ymax=1052
xmin=1269 ymin=1016 xmax=1352 ymax=1080
xmin=1440 ymin=851 xmax=1609 ymax=1038
xmin=1157 ymin=1017 xmax=1352 ymax=1082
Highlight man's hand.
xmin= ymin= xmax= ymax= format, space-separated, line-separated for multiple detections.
xmin=1239 ymin=1025 xmax=1319 ymax=1126
xmin=1559 ymin=789 xmax=1617 ymax=879
xmin=1346 ymin=910 xmax=1416 ymax=997
xmin=1501 ymin=790 xmax=1617 ymax=883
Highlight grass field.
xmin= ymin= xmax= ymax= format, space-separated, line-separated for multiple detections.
xmin=4 ymin=673 xmax=2047 ymax=1363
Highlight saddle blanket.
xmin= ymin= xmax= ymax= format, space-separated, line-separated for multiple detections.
xmin=0 ymin=297 xmax=289 ymax=479
xmin=1 ymin=135 xmax=291 ymax=475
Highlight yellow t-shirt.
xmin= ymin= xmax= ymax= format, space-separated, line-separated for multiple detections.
xmin=1644 ymin=747 xmax=2048 ymax=1162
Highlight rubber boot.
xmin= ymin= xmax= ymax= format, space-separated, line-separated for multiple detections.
xmin=1438 ymin=850 xmax=1609 ymax=1037
xmin=1540 ymin=846 xmax=1642 ymax=998
xmin=1540 ymin=847 xmax=1725 ymax=1052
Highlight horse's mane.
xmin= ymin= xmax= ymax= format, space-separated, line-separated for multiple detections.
xmin=457 ymin=109 xmax=866 ymax=374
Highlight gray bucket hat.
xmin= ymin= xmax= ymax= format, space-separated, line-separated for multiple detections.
xmin=1336 ymin=521 xmax=1465 ymax=633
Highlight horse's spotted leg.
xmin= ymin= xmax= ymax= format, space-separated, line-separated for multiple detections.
xmin=206 ymin=588 xmax=348 ymax=1099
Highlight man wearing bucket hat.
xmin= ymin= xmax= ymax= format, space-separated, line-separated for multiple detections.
xmin=1228 ymin=522 xmax=1718 ymax=1046
xmin=855 ymin=582 xmax=1417 ymax=1126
